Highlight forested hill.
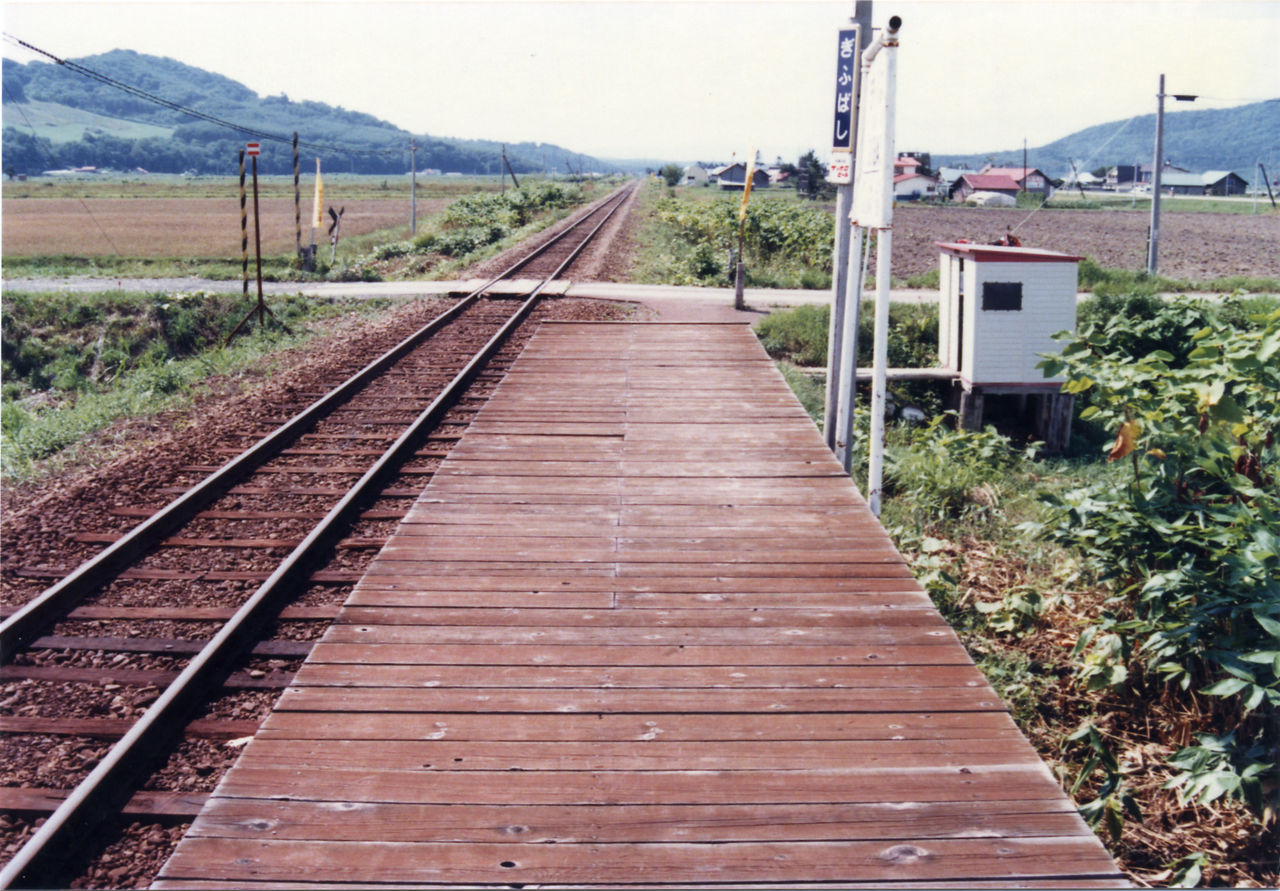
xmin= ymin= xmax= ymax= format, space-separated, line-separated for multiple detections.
xmin=1 ymin=49 xmax=616 ymax=176
xmin=933 ymin=98 xmax=1279 ymax=179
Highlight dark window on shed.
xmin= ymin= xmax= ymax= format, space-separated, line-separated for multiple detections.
xmin=982 ymin=281 xmax=1023 ymax=311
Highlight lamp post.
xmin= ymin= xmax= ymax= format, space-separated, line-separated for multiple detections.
xmin=1146 ymin=74 xmax=1197 ymax=275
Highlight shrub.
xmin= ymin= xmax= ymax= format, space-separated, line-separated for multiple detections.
xmin=1039 ymin=300 xmax=1280 ymax=824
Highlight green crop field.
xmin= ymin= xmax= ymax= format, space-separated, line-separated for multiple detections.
xmin=2 ymin=99 xmax=174 ymax=144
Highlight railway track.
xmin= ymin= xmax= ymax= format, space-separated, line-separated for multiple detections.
xmin=0 ymin=180 xmax=636 ymax=888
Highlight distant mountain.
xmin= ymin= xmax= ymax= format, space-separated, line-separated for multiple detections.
xmin=2 ymin=49 xmax=652 ymax=176
xmin=932 ymin=98 xmax=1279 ymax=180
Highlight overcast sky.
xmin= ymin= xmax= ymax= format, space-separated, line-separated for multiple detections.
xmin=3 ymin=0 xmax=1278 ymax=164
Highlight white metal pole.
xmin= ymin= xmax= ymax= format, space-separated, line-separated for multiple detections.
xmin=867 ymin=228 xmax=892 ymax=516
xmin=834 ymin=225 xmax=866 ymax=469
xmin=825 ymin=183 xmax=853 ymax=449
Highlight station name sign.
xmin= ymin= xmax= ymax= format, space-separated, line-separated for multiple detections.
xmin=828 ymin=26 xmax=860 ymax=184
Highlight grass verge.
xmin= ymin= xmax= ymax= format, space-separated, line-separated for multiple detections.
xmin=1 ymin=289 xmax=404 ymax=481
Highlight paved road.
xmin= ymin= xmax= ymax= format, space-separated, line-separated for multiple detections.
xmin=1 ymin=276 xmax=945 ymax=308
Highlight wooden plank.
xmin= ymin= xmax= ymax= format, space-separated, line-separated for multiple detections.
xmin=154 ymin=879 xmax=1131 ymax=890
xmin=255 ymin=710 xmax=1026 ymax=742
xmin=305 ymin=642 xmax=970 ymax=667
xmin=0 ymin=786 xmax=208 ymax=818
xmin=1 ymin=716 xmax=260 ymax=740
xmin=214 ymin=764 xmax=1064 ymax=806
xmin=330 ymin=605 xmax=945 ymax=629
xmin=158 ymin=836 xmax=1122 ymax=884
xmin=291 ymin=663 xmax=990 ymax=690
xmin=315 ymin=624 xmax=958 ymax=646
xmin=344 ymin=589 xmax=932 ymax=609
xmin=29 ymin=636 xmax=312 ymax=657
xmin=270 ymin=686 xmax=1004 ymax=714
xmin=1 ymin=663 xmax=293 ymax=690
xmin=185 ymin=797 xmax=1086 ymax=843
xmin=231 ymin=738 xmax=1041 ymax=773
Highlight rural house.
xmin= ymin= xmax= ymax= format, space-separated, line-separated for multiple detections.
xmin=949 ymin=173 xmax=1021 ymax=202
xmin=894 ymin=171 xmax=939 ymax=200
xmin=683 ymin=165 xmax=709 ymax=186
xmin=712 ymin=162 xmax=771 ymax=191
xmin=981 ymin=165 xmax=1051 ymax=195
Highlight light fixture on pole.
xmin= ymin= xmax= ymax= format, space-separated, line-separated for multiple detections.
xmin=1146 ymin=74 xmax=1197 ymax=275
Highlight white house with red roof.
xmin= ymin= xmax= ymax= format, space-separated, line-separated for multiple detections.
xmin=949 ymin=173 xmax=1022 ymax=202
xmin=892 ymin=156 xmax=939 ymax=200
xmin=980 ymin=165 xmax=1051 ymax=194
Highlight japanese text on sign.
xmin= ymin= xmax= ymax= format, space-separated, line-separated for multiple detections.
xmin=831 ymin=27 xmax=859 ymax=154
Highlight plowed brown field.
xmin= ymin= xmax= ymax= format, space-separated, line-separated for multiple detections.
xmin=892 ymin=204 xmax=1280 ymax=281
xmin=1 ymin=197 xmax=448 ymax=257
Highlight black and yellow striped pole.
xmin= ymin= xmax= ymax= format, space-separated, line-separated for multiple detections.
xmin=239 ymin=149 xmax=249 ymax=300
xmin=227 ymin=144 xmax=291 ymax=343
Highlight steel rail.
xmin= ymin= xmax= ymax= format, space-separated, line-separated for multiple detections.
xmin=0 ymin=180 xmax=634 ymax=889
xmin=0 ymin=183 xmax=632 ymax=661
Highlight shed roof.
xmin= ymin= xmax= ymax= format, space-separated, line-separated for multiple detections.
xmin=1159 ymin=172 xmax=1207 ymax=187
xmin=935 ymin=241 xmax=1082 ymax=263
xmin=957 ymin=174 xmax=1022 ymax=191
xmin=983 ymin=166 xmax=1046 ymax=180
xmin=894 ymin=172 xmax=938 ymax=184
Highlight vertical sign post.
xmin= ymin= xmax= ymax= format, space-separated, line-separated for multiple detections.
xmin=851 ymin=16 xmax=901 ymax=517
xmin=824 ymin=12 xmax=867 ymax=460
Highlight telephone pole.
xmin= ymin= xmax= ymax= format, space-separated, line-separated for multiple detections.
xmin=1146 ymin=74 xmax=1196 ymax=275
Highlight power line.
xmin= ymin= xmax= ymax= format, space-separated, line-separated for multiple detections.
xmin=3 ymin=33 xmax=405 ymax=157
xmin=2 ymin=82 xmax=122 ymax=254
xmin=1010 ymin=115 xmax=1137 ymax=235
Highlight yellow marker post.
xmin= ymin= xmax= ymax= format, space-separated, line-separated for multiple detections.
xmin=734 ymin=150 xmax=756 ymax=310
xmin=310 ymin=159 xmax=323 ymax=258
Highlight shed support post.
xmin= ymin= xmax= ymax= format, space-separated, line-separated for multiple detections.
xmin=959 ymin=388 xmax=984 ymax=432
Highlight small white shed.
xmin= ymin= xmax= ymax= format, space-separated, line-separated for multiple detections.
xmin=936 ymin=241 xmax=1079 ymax=386
xmin=935 ymin=241 xmax=1080 ymax=448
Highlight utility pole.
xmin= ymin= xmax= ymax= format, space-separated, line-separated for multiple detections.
xmin=1147 ymin=74 xmax=1167 ymax=275
xmin=1147 ymin=74 xmax=1196 ymax=275
xmin=1022 ymin=137 xmax=1027 ymax=195
xmin=410 ymin=138 xmax=418 ymax=236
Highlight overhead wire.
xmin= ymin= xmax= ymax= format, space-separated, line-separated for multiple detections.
xmin=3 ymin=34 xmax=406 ymax=157
xmin=2 ymin=82 xmax=122 ymax=254
xmin=1009 ymin=114 xmax=1138 ymax=235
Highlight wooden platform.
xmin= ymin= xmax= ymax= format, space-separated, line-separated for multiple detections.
xmin=155 ymin=322 xmax=1124 ymax=888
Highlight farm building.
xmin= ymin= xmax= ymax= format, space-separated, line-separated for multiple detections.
xmin=712 ymin=162 xmax=771 ymax=191
xmin=949 ymin=173 xmax=1021 ymax=202
xmin=1154 ymin=170 xmax=1249 ymax=196
xmin=683 ymin=165 xmax=709 ymax=186
xmin=935 ymin=241 xmax=1080 ymax=449
xmin=1137 ymin=162 xmax=1190 ymax=184
xmin=981 ymin=165 xmax=1051 ymax=195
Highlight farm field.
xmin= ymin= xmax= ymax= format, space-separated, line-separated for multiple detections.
xmin=891 ymin=203 xmax=1280 ymax=282
xmin=0 ymin=196 xmax=450 ymax=258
